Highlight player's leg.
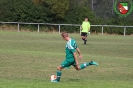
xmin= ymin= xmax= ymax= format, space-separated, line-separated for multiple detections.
xmin=56 ymin=66 xmax=63 ymax=82
xmin=81 ymin=32 xmax=88 ymax=44
xmin=51 ymin=65 xmax=62 ymax=82
xmin=54 ymin=60 xmax=72 ymax=82
xmin=74 ymin=62 xmax=89 ymax=70
xmin=81 ymin=32 xmax=85 ymax=41
xmin=74 ymin=61 xmax=98 ymax=70
xmin=81 ymin=36 xmax=85 ymax=40
xmin=84 ymin=33 xmax=88 ymax=44
xmin=80 ymin=61 xmax=98 ymax=70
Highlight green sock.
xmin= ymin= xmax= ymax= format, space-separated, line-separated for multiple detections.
xmin=80 ymin=62 xmax=90 ymax=70
xmin=56 ymin=70 xmax=62 ymax=81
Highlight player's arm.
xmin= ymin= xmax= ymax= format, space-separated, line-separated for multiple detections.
xmin=88 ymin=27 xmax=90 ymax=32
xmin=88 ymin=22 xmax=90 ymax=32
xmin=80 ymin=22 xmax=84 ymax=30
xmin=80 ymin=25 xmax=82 ymax=30
xmin=73 ymin=52 xmax=79 ymax=66
xmin=76 ymin=48 xmax=82 ymax=60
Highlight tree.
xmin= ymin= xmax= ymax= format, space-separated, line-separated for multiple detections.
xmin=42 ymin=0 xmax=69 ymax=19
xmin=32 ymin=0 xmax=43 ymax=5
xmin=0 ymin=0 xmax=52 ymax=23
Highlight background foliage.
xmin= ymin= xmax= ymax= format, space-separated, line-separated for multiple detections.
xmin=0 ymin=0 xmax=133 ymax=34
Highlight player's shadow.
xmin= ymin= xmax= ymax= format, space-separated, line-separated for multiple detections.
xmin=82 ymin=43 xmax=90 ymax=45
xmin=67 ymin=78 xmax=80 ymax=82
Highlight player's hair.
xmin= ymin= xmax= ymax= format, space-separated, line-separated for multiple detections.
xmin=61 ymin=32 xmax=68 ymax=37
xmin=84 ymin=17 xmax=90 ymax=21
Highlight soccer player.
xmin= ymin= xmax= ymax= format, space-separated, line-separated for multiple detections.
xmin=51 ymin=32 xmax=98 ymax=82
xmin=80 ymin=17 xmax=90 ymax=44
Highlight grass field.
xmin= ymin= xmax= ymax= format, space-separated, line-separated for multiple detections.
xmin=0 ymin=31 xmax=133 ymax=88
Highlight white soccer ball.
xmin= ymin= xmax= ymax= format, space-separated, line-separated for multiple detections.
xmin=50 ymin=75 xmax=57 ymax=81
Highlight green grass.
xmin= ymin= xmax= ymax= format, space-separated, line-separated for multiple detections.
xmin=0 ymin=31 xmax=133 ymax=88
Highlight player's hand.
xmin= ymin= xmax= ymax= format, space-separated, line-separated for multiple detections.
xmin=76 ymin=61 xmax=79 ymax=66
xmin=80 ymin=26 xmax=82 ymax=30
xmin=79 ymin=55 xmax=82 ymax=60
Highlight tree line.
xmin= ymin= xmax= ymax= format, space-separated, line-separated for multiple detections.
xmin=0 ymin=0 xmax=133 ymax=34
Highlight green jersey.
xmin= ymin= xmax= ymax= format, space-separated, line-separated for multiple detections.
xmin=81 ymin=21 xmax=90 ymax=32
xmin=65 ymin=39 xmax=78 ymax=62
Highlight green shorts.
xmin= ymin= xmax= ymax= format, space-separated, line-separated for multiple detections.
xmin=61 ymin=59 xmax=76 ymax=68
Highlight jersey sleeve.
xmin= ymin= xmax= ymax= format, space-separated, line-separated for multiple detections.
xmin=88 ymin=22 xmax=90 ymax=29
xmin=73 ymin=41 xmax=78 ymax=49
xmin=67 ymin=40 xmax=77 ymax=53
xmin=67 ymin=44 xmax=76 ymax=53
